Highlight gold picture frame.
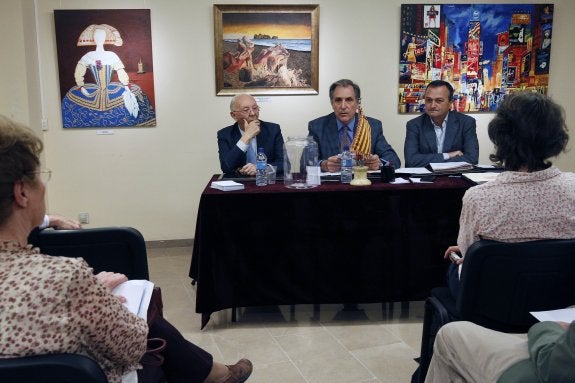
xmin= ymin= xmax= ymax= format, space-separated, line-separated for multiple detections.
xmin=214 ymin=4 xmax=319 ymax=96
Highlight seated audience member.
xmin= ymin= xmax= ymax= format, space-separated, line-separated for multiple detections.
xmin=404 ymin=80 xmax=479 ymax=167
xmin=443 ymin=91 xmax=575 ymax=299
xmin=217 ymin=94 xmax=284 ymax=176
xmin=425 ymin=320 xmax=575 ymax=383
xmin=308 ymin=79 xmax=401 ymax=171
xmin=0 ymin=115 xmax=252 ymax=383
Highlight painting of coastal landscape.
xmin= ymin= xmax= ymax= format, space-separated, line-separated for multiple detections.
xmin=398 ymin=4 xmax=554 ymax=113
xmin=214 ymin=4 xmax=319 ymax=95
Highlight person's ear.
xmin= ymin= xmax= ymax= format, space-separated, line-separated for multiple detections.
xmin=12 ymin=181 xmax=29 ymax=208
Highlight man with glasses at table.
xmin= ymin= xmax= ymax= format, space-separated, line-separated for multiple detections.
xmin=217 ymin=94 xmax=284 ymax=176
xmin=308 ymin=79 xmax=401 ymax=172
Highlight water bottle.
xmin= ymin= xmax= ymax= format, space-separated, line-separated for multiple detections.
xmin=340 ymin=146 xmax=353 ymax=184
xmin=256 ymin=147 xmax=268 ymax=186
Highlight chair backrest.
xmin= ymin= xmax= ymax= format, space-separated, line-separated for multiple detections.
xmin=29 ymin=226 xmax=149 ymax=280
xmin=457 ymin=238 xmax=575 ymax=333
xmin=0 ymin=353 xmax=109 ymax=383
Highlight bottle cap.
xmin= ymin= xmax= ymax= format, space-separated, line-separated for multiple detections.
xmin=258 ymin=147 xmax=264 ymax=153
xmin=343 ymin=146 xmax=349 ymax=151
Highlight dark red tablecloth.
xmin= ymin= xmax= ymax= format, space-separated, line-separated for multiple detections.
xmin=190 ymin=175 xmax=471 ymax=328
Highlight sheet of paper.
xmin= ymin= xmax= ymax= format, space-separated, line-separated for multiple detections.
xmin=112 ymin=279 xmax=155 ymax=319
xmin=410 ymin=177 xmax=433 ymax=183
xmin=462 ymin=172 xmax=500 ymax=184
xmin=396 ymin=167 xmax=432 ymax=175
xmin=530 ymin=307 xmax=575 ymax=323
xmin=390 ymin=177 xmax=410 ymax=184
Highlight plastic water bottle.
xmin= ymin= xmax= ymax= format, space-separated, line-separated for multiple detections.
xmin=256 ymin=147 xmax=268 ymax=186
xmin=340 ymin=146 xmax=353 ymax=184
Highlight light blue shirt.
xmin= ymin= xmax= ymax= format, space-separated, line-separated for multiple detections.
xmin=431 ymin=112 xmax=450 ymax=160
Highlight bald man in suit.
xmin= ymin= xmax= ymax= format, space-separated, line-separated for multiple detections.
xmin=404 ymin=80 xmax=479 ymax=167
xmin=217 ymin=94 xmax=284 ymax=176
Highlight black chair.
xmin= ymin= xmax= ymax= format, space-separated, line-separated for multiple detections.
xmin=2 ymin=227 xmax=151 ymax=382
xmin=29 ymin=226 xmax=149 ymax=280
xmin=0 ymin=353 xmax=109 ymax=383
xmin=416 ymin=238 xmax=575 ymax=383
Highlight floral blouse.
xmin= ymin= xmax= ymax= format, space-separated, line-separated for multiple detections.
xmin=0 ymin=241 xmax=148 ymax=383
xmin=458 ymin=166 xmax=575 ymax=256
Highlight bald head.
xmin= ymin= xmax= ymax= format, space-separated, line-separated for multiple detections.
xmin=230 ymin=94 xmax=256 ymax=112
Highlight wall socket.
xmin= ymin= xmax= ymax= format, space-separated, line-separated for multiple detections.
xmin=78 ymin=212 xmax=90 ymax=224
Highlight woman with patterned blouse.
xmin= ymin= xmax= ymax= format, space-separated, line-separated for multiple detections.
xmin=0 ymin=115 xmax=252 ymax=383
xmin=444 ymin=91 xmax=575 ymax=298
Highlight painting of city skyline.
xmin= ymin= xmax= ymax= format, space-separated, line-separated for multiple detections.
xmin=398 ymin=4 xmax=554 ymax=113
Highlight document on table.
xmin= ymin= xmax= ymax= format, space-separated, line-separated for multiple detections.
xmin=530 ymin=307 xmax=575 ymax=323
xmin=210 ymin=180 xmax=245 ymax=191
xmin=461 ymin=172 xmax=500 ymax=184
xmin=390 ymin=177 xmax=410 ymax=184
xmin=429 ymin=161 xmax=473 ymax=172
xmin=396 ymin=167 xmax=432 ymax=175
xmin=112 ymin=279 xmax=155 ymax=319
xmin=410 ymin=177 xmax=434 ymax=183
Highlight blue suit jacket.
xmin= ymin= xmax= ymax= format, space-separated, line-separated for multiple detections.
xmin=404 ymin=111 xmax=479 ymax=167
xmin=217 ymin=120 xmax=284 ymax=174
xmin=307 ymin=113 xmax=401 ymax=168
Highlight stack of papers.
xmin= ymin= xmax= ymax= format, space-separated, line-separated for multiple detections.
xmin=429 ymin=161 xmax=473 ymax=173
xmin=210 ymin=180 xmax=245 ymax=191
xmin=112 ymin=279 xmax=155 ymax=320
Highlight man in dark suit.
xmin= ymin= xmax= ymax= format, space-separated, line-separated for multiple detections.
xmin=404 ymin=80 xmax=479 ymax=167
xmin=308 ymin=79 xmax=401 ymax=172
xmin=217 ymin=94 xmax=284 ymax=176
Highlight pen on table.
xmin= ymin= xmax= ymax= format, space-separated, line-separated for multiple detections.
xmin=448 ymin=175 xmax=461 ymax=178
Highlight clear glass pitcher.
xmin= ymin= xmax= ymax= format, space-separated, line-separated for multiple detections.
xmin=283 ymin=136 xmax=319 ymax=189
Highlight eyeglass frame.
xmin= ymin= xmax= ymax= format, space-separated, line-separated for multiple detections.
xmin=25 ymin=169 xmax=52 ymax=184
xmin=232 ymin=105 xmax=261 ymax=114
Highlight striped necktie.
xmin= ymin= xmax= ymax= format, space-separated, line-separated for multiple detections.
xmin=341 ymin=125 xmax=351 ymax=151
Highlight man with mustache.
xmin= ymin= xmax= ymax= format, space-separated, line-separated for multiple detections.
xmin=308 ymin=79 xmax=401 ymax=172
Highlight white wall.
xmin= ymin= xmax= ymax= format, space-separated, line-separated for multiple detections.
xmin=3 ymin=0 xmax=575 ymax=240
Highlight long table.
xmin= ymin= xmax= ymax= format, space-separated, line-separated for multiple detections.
xmin=189 ymin=175 xmax=471 ymax=328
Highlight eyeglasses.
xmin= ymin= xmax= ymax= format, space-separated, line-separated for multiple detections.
xmin=233 ymin=106 xmax=260 ymax=114
xmin=38 ymin=169 xmax=52 ymax=184
xmin=27 ymin=169 xmax=52 ymax=184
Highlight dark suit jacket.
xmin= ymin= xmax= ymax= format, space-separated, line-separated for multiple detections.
xmin=217 ymin=120 xmax=284 ymax=174
xmin=307 ymin=113 xmax=401 ymax=168
xmin=404 ymin=111 xmax=479 ymax=167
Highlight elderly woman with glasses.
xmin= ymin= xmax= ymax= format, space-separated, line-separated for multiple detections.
xmin=0 ymin=115 xmax=252 ymax=383
xmin=217 ymin=94 xmax=284 ymax=176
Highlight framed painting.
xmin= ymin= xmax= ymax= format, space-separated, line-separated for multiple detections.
xmin=214 ymin=4 xmax=319 ymax=96
xmin=398 ymin=4 xmax=554 ymax=113
xmin=54 ymin=9 xmax=156 ymax=128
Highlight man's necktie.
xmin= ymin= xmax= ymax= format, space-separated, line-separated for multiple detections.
xmin=341 ymin=125 xmax=351 ymax=152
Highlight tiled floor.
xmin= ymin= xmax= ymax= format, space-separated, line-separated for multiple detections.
xmin=147 ymin=245 xmax=424 ymax=383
